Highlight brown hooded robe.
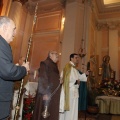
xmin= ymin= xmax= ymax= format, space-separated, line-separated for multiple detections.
xmin=32 ymin=57 xmax=61 ymax=120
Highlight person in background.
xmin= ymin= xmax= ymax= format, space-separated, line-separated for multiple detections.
xmin=0 ymin=16 xmax=29 ymax=120
xmin=59 ymin=53 xmax=89 ymax=120
xmin=32 ymin=51 xmax=62 ymax=120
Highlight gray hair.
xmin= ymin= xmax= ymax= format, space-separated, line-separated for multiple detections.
xmin=0 ymin=16 xmax=11 ymax=27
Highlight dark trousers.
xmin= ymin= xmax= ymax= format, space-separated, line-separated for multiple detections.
xmin=0 ymin=101 xmax=11 ymax=120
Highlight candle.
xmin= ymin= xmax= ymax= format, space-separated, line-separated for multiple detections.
xmin=34 ymin=70 xmax=37 ymax=79
xmin=99 ymin=67 xmax=102 ymax=75
xmin=110 ymin=71 xmax=114 ymax=79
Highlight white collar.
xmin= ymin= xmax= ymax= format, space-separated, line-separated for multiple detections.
xmin=69 ymin=61 xmax=75 ymax=66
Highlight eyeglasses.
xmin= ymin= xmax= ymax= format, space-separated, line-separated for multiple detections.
xmin=51 ymin=53 xmax=58 ymax=55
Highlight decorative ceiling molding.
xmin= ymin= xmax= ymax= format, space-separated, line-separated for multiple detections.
xmin=24 ymin=0 xmax=65 ymax=14
xmin=66 ymin=0 xmax=92 ymax=5
xmin=65 ymin=0 xmax=81 ymax=4
xmin=103 ymin=0 xmax=120 ymax=5
xmin=13 ymin=0 xmax=28 ymax=5
xmin=95 ymin=0 xmax=120 ymax=13
xmin=93 ymin=0 xmax=120 ymax=19
xmin=96 ymin=20 xmax=120 ymax=30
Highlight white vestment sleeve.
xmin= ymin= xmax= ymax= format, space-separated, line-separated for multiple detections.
xmin=69 ymin=67 xmax=79 ymax=87
xmin=78 ymin=73 xmax=87 ymax=82
xmin=59 ymin=85 xmax=65 ymax=112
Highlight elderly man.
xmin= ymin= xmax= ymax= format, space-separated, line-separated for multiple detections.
xmin=0 ymin=16 xmax=30 ymax=120
xmin=32 ymin=51 xmax=62 ymax=120
xmin=59 ymin=53 xmax=88 ymax=120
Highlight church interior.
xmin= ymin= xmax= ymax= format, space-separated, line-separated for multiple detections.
xmin=1 ymin=0 xmax=120 ymax=120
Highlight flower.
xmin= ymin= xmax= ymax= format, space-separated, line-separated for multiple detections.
xmin=22 ymin=91 xmax=35 ymax=120
xmin=99 ymin=80 xmax=120 ymax=96
xmin=22 ymin=97 xmax=35 ymax=120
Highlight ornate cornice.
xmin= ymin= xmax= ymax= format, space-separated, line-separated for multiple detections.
xmin=96 ymin=20 xmax=120 ymax=30
xmin=25 ymin=0 xmax=64 ymax=14
xmin=66 ymin=0 xmax=82 ymax=4
xmin=13 ymin=0 xmax=28 ymax=5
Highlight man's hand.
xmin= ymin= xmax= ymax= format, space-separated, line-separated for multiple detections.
xmin=86 ymin=70 xmax=90 ymax=76
xmin=19 ymin=57 xmax=25 ymax=66
xmin=43 ymin=95 xmax=49 ymax=100
xmin=77 ymin=80 xmax=80 ymax=85
xmin=60 ymin=78 xmax=63 ymax=84
xmin=22 ymin=62 xmax=30 ymax=73
xmin=75 ymin=80 xmax=80 ymax=85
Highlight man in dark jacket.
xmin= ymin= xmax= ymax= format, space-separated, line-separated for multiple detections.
xmin=32 ymin=51 xmax=62 ymax=120
xmin=0 ymin=16 xmax=30 ymax=120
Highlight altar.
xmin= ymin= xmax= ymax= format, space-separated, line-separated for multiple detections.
xmin=96 ymin=96 xmax=120 ymax=114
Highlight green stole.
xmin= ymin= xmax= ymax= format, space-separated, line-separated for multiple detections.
xmin=63 ymin=62 xmax=76 ymax=111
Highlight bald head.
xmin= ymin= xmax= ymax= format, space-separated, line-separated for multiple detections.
xmin=48 ymin=51 xmax=59 ymax=63
xmin=0 ymin=16 xmax=16 ymax=43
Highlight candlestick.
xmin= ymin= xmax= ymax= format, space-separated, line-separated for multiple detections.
xmin=98 ymin=67 xmax=102 ymax=75
xmin=110 ymin=71 xmax=114 ymax=79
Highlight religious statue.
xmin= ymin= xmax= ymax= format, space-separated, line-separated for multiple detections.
xmin=101 ymin=55 xmax=113 ymax=80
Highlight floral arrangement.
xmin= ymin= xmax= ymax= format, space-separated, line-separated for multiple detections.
xmin=98 ymin=80 xmax=120 ymax=96
xmin=22 ymin=93 xmax=35 ymax=120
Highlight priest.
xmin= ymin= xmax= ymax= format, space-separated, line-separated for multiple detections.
xmin=59 ymin=53 xmax=88 ymax=120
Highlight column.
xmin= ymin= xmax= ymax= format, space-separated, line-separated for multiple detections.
xmin=81 ymin=1 xmax=92 ymax=72
xmin=60 ymin=0 xmax=85 ymax=70
xmin=109 ymin=30 xmax=119 ymax=79
xmin=96 ymin=31 xmax=102 ymax=64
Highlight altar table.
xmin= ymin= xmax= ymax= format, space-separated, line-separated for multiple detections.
xmin=96 ymin=96 xmax=120 ymax=114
